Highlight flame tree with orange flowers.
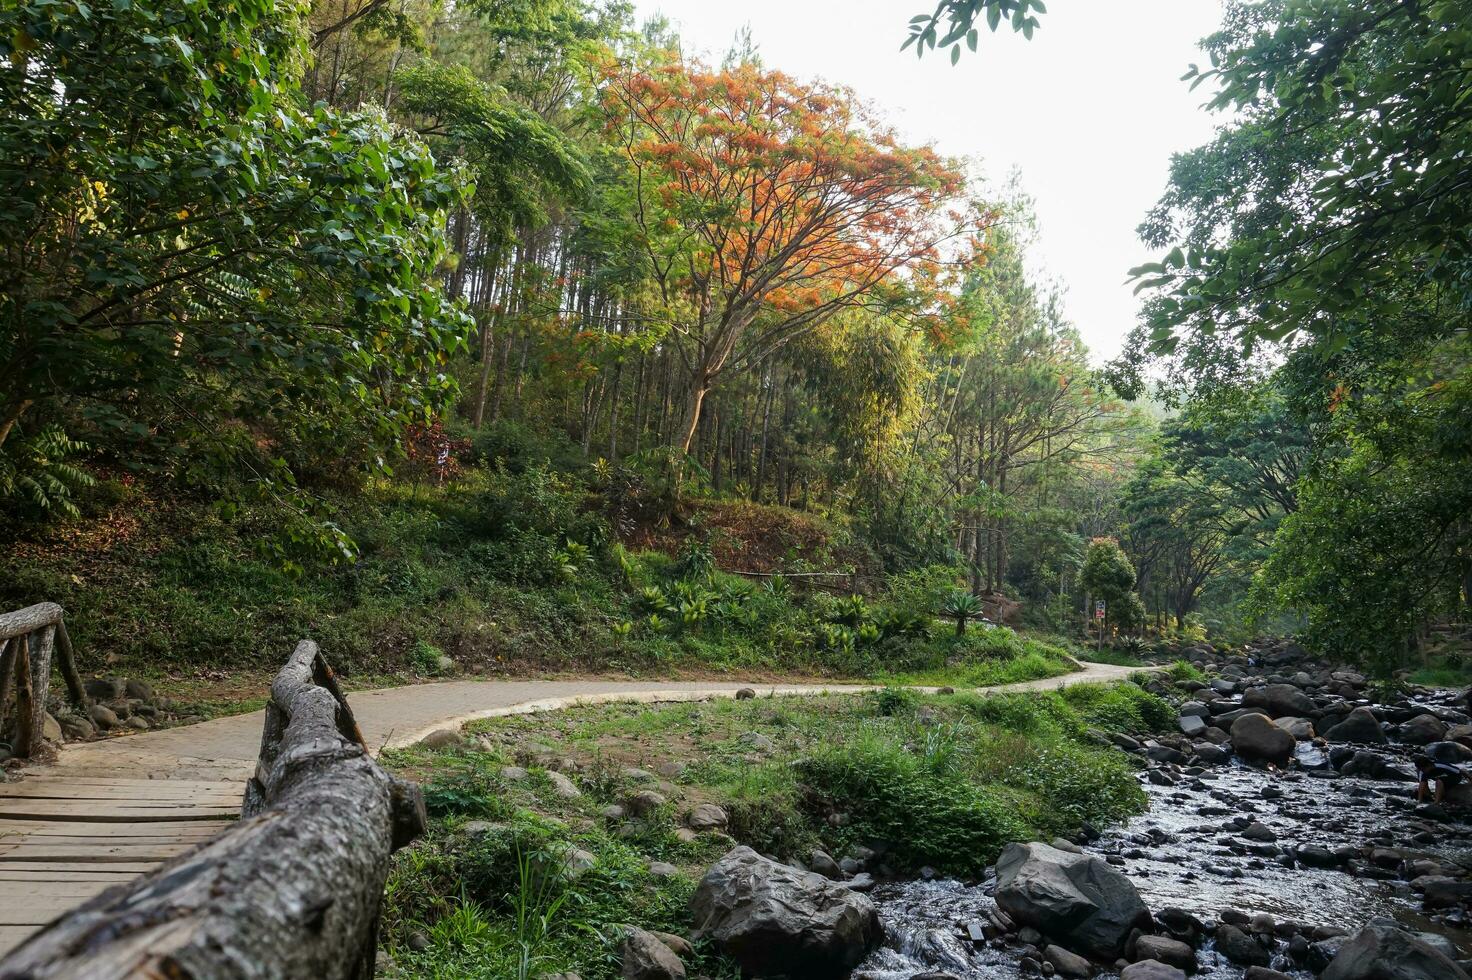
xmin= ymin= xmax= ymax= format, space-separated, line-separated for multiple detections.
xmin=599 ymin=59 xmax=987 ymax=456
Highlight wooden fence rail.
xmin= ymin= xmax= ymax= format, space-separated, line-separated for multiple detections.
xmin=0 ymin=603 xmax=91 ymax=758
xmin=0 ymin=639 xmax=426 ymax=980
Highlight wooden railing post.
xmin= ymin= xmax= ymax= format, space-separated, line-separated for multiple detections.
xmin=0 ymin=603 xmax=90 ymax=758
xmin=0 ymin=639 xmax=426 ymax=980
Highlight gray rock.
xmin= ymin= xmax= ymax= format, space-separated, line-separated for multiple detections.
xmin=42 ymin=713 xmax=62 ymax=742
xmin=1229 ymin=713 xmax=1295 ymax=766
xmin=620 ymin=925 xmax=686 ymax=980
xmin=1121 ymin=962 xmax=1186 ymax=980
xmin=418 ymin=728 xmax=465 ymax=750
xmin=626 ymin=790 xmax=667 ymax=817
xmin=1324 ymin=707 xmax=1387 ymax=744
xmin=1243 ymin=683 xmax=1315 ymax=718
xmin=1042 ymin=944 xmax=1092 ymax=978
xmin=1135 ymin=935 xmax=1195 ymax=971
xmin=686 ymin=803 xmax=728 ymax=831
xmin=1320 ymin=916 xmax=1470 ymax=979
xmin=1244 ymin=969 xmax=1293 ymax=980
xmin=123 ymin=678 xmax=155 ymax=701
xmin=1178 ymin=715 xmax=1207 ymax=737
xmin=83 ymin=677 xmax=123 ymax=700
xmin=809 ymin=848 xmax=842 ymax=879
xmin=1341 ymin=750 xmax=1415 ymax=781
xmin=500 ymin=765 xmax=529 ymax=782
xmin=740 ymin=731 xmax=776 ymax=753
xmin=994 ymin=841 xmax=1150 ymax=959
xmin=1401 ymin=714 xmax=1449 ymax=746
xmin=691 ymin=846 xmax=881 ymax=979
xmin=57 ymin=714 xmax=94 ymax=739
xmin=1273 ymin=716 xmax=1315 ymax=740
xmin=648 ymin=861 xmax=680 ymax=878
xmin=87 ymin=704 xmax=118 ymax=729
xmin=546 ymin=771 xmax=581 ymax=798
xmin=735 ymin=688 xmax=756 ymax=700
xmin=1215 ymin=923 xmax=1269 ymax=967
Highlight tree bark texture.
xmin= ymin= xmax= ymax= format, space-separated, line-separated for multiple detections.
xmin=0 ymin=639 xmax=426 ymax=980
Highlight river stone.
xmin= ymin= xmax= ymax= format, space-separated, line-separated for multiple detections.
xmin=1244 ymin=970 xmax=1294 ymax=980
xmin=1273 ymin=716 xmax=1315 ymax=740
xmin=1243 ymin=684 xmax=1315 ymax=718
xmin=1341 ymin=750 xmax=1415 ymax=781
xmin=88 ymin=704 xmax=119 ymax=729
xmin=1401 ymin=714 xmax=1449 ymax=745
xmin=620 ymin=925 xmax=686 ymax=980
xmin=993 ymin=841 xmax=1150 ymax=959
xmin=1324 ymin=707 xmax=1387 ymax=744
xmin=1134 ymin=935 xmax=1195 ymax=971
xmin=1215 ymin=923 xmax=1269 ymax=967
xmin=1320 ymin=916 xmax=1471 ymax=979
xmin=1042 ymin=944 xmax=1092 ymax=978
xmin=1178 ymin=715 xmax=1207 ymax=737
xmin=42 ymin=713 xmax=62 ymax=742
xmin=1230 ymin=714 xmax=1295 ymax=766
xmin=809 ymin=849 xmax=842 ymax=879
xmin=1121 ymin=962 xmax=1186 ymax=980
xmin=690 ymin=846 xmax=881 ymax=978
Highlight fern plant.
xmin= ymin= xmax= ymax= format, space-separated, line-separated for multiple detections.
xmin=0 ymin=426 xmax=95 ymax=518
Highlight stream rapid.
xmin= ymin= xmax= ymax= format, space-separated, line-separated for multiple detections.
xmin=854 ymin=721 xmax=1472 ymax=978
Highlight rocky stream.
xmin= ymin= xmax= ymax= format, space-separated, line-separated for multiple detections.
xmin=550 ymin=642 xmax=1472 ymax=980
xmin=839 ymin=643 xmax=1472 ymax=980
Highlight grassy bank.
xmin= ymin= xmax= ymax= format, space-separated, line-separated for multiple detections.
xmin=378 ymin=681 xmax=1169 ymax=978
xmin=2 ymin=466 xmax=1082 ymax=690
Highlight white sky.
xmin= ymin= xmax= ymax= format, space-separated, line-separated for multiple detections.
xmin=629 ymin=0 xmax=1227 ymax=363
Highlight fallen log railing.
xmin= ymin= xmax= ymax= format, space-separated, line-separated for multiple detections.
xmin=0 ymin=602 xmax=91 ymax=758
xmin=0 ymin=639 xmax=426 ymax=980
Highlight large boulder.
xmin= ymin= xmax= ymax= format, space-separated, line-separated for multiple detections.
xmin=993 ymin=841 xmax=1151 ymax=959
xmin=1340 ymin=750 xmax=1415 ymax=781
xmin=1230 ymin=714 xmax=1295 ymax=766
xmin=1320 ymin=916 xmax=1471 ymax=980
xmin=1400 ymin=714 xmax=1449 ymax=746
xmin=1243 ymin=684 xmax=1315 ymax=718
xmin=1323 ymin=707 xmax=1387 ymax=744
xmin=690 ymin=846 xmax=881 ymax=978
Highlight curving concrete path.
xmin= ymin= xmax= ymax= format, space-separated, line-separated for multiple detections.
xmin=0 ymin=661 xmax=1142 ymax=955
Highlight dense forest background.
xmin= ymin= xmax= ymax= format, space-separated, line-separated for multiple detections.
xmin=1 ymin=0 xmax=1467 ymax=678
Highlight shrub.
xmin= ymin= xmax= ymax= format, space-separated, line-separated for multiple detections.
xmin=797 ymin=738 xmax=1030 ymax=875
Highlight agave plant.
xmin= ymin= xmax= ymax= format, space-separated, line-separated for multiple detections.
xmin=940 ymin=590 xmax=986 ymax=636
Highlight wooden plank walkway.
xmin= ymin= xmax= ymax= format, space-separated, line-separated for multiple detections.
xmin=0 ymin=776 xmax=243 ymax=953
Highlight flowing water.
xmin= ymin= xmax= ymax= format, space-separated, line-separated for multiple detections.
xmin=854 ymin=750 xmax=1472 ymax=979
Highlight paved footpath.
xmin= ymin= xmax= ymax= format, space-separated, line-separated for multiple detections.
xmin=0 ymin=662 xmax=1140 ymax=955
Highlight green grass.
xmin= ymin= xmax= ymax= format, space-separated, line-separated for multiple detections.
xmin=1408 ymin=662 xmax=1472 ymax=689
xmin=1076 ymin=647 xmax=1145 ymax=668
xmin=881 ymin=626 xmax=1077 ymax=688
xmin=379 ymin=681 xmax=1164 ymax=978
